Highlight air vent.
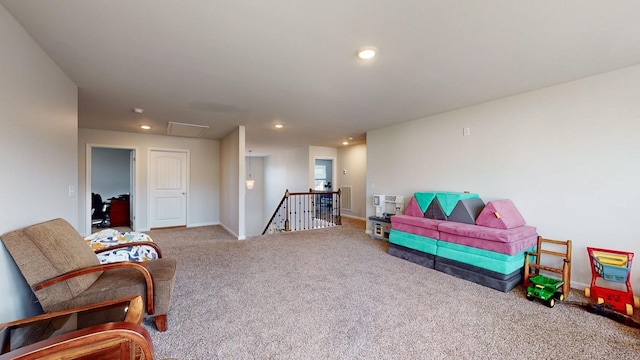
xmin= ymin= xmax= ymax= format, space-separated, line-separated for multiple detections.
xmin=341 ymin=186 xmax=352 ymax=211
xmin=167 ymin=121 xmax=209 ymax=138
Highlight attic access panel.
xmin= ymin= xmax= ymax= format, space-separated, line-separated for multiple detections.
xmin=167 ymin=121 xmax=209 ymax=138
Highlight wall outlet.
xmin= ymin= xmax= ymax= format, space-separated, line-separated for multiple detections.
xmin=463 ymin=127 xmax=471 ymax=136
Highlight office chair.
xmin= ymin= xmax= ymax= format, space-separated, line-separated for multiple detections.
xmin=91 ymin=193 xmax=110 ymax=228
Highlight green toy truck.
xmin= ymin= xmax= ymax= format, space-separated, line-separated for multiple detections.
xmin=526 ymin=274 xmax=565 ymax=308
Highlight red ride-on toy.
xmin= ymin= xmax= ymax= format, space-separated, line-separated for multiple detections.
xmin=585 ymin=247 xmax=640 ymax=316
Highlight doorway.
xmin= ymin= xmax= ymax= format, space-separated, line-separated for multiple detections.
xmin=86 ymin=145 xmax=137 ymax=235
xmin=314 ymin=158 xmax=334 ymax=191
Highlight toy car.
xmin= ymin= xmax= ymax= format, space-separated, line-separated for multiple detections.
xmin=526 ymin=274 xmax=565 ymax=308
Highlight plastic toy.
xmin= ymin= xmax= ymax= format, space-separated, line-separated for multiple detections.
xmin=584 ymin=247 xmax=640 ymax=316
xmin=526 ymin=274 xmax=565 ymax=308
xmin=524 ymin=236 xmax=572 ymax=300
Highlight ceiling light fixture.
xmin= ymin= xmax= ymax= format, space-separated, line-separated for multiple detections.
xmin=343 ymin=141 xmax=349 ymax=145
xmin=140 ymin=125 xmax=151 ymax=130
xmin=132 ymin=108 xmax=144 ymax=114
xmin=246 ymin=150 xmax=255 ymax=190
xmin=274 ymin=124 xmax=284 ymax=129
xmin=356 ymin=47 xmax=377 ymax=60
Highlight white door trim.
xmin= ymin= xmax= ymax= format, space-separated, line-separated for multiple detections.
xmin=85 ymin=144 xmax=139 ymax=236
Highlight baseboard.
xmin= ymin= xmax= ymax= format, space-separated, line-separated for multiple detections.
xmin=135 ymin=221 xmax=219 ymax=233
xmin=219 ymin=223 xmax=243 ymax=240
xmin=187 ymin=221 xmax=219 ymax=228
xmin=341 ymin=214 xmax=366 ymax=221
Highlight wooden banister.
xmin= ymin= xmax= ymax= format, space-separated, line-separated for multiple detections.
xmin=262 ymin=189 xmax=341 ymax=234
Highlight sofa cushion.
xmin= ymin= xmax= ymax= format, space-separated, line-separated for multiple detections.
xmin=1 ymin=218 xmax=102 ymax=307
xmin=448 ymin=198 xmax=485 ymax=224
xmin=424 ymin=198 xmax=447 ymax=220
xmin=391 ymin=215 xmax=441 ymax=230
xmin=475 ymin=199 xmax=526 ymax=229
xmin=438 ymin=232 xmax=538 ymax=255
xmin=433 ymin=192 xmax=480 ymax=216
xmin=391 ymin=215 xmax=443 ymax=239
xmin=403 ymin=197 xmax=424 ymax=217
xmin=64 ymin=257 xmax=176 ymax=315
xmin=436 ymin=241 xmax=534 ymax=274
xmin=414 ymin=192 xmax=437 ymax=213
xmin=438 ymin=221 xmax=537 ymax=243
xmin=389 ymin=229 xmax=438 ymax=255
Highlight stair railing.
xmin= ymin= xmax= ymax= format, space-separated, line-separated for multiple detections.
xmin=262 ymin=188 xmax=341 ymax=235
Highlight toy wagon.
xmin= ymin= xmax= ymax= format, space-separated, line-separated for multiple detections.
xmin=584 ymin=247 xmax=640 ymax=316
xmin=526 ymin=274 xmax=565 ymax=308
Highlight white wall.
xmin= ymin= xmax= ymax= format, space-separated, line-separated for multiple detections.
xmin=367 ymin=64 xmax=640 ymax=294
xmin=337 ymin=144 xmax=367 ymax=219
xmin=220 ymin=126 xmax=246 ymax=239
xmin=263 ymin=147 xmax=310 ymax=225
xmin=78 ymin=129 xmax=220 ymax=234
xmin=245 ymin=156 xmax=264 ymax=237
xmin=0 ymin=5 xmax=78 ymax=323
xmin=91 ymin=148 xmax=131 ymax=199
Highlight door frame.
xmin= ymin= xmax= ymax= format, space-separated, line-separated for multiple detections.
xmin=147 ymin=148 xmax=190 ymax=229
xmin=85 ymin=144 xmax=139 ymax=236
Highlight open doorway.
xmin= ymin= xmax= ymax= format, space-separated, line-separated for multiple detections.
xmin=86 ymin=145 xmax=137 ymax=235
xmin=314 ymin=158 xmax=335 ymax=191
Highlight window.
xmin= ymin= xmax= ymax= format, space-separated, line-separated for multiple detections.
xmin=314 ymin=165 xmax=326 ymax=190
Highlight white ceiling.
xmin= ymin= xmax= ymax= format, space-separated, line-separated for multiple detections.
xmin=3 ymin=1 xmax=640 ymax=155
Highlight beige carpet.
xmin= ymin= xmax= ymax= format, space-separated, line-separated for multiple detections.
xmin=144 ymin=219 xmax=640 ymax=359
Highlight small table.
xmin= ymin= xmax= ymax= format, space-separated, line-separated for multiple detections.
xmin=0 ymin=296 xmax=150 ymax=359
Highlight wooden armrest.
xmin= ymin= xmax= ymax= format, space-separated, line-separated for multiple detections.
xmin=32 ymin=262 xmax=155 ymax=315
xmin=94 ymin=241 xmax=163 ymax=258
xmin=0 ymin=322 xmax=154 ymax=360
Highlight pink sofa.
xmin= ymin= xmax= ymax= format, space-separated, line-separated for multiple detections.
xmin=388 ymin=193 xmax=538 ymax=292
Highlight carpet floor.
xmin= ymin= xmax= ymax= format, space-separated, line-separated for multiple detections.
xmin=143 ymin=219 xmax=640 ymax=359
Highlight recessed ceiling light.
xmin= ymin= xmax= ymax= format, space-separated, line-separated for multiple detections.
xmin=356 ymin=47 xmax=377 ymax=60
xmin=140 ymin=125 xmax=151 ymax=130
xmin=342 ymin=141 xmax=349 ymax=145
xmin=133 ymin=108 xmax=144 ymax=114
xmin=348 ymin=137 xmax=353 ymax=140
xmin=274 ymin=124 xmax=284 ymax=129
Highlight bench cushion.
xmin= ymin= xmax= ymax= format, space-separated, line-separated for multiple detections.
xmin=389 ymin=229 xmax=438 ymax=255
xmin=391 ymin=215 xmax=442 ymax=239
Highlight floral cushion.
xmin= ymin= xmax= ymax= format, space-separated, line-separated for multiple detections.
xmin=85 ymin=229 xmax=158 ymax=264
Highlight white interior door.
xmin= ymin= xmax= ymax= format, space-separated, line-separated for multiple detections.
xmin=149 ymin=150 xmax=188 ymax=228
